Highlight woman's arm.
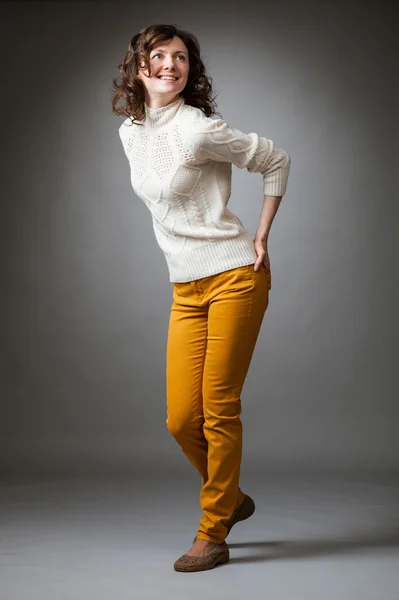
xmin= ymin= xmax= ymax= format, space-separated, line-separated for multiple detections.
xmin=190 ymin=117 xmax=291 ymax=197
xmin=254 ymin=194 xmax=282 ymax=271
xmin=189 ymin=116 xmax=291 ymax=271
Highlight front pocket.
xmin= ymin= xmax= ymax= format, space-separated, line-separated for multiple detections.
xmin=240 ymin=264 xmax=256 ymax=282
xmin=221 ymin=265 xmax=256 ymax=289
xmin=262 ymin=264 xmax=272 ymax=290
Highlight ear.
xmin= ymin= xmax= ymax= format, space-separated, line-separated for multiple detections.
xmin=137 ymin=64 xmax=149 ymax=79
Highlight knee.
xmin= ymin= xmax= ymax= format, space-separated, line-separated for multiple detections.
xmin=166 ymin=414 xmax=201 ymax=440
xmin=202 ymin=403 xmax=242 ymax=436
xmin=166 ymin=416 xmax=188 ymax=439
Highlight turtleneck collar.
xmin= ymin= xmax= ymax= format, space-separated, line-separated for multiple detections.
xmin=144 ymin=95 xmax=185 ymax=129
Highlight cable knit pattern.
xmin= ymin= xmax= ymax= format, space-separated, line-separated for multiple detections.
xmin=119 ymin=96 xmax=291 ymax=282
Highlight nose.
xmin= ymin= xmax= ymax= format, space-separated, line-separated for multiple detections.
xmin=163 ymin=56 xmax=177 ymax=71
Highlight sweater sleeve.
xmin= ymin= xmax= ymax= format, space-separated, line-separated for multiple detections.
xmin=190 ymin=118 xmax=291 ymax=197
xmin=118 ymin=118 xmax=135 ymax=160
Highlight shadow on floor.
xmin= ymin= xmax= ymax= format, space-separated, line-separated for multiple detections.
xmin=228 ymin=529 xmax=399 ymax=563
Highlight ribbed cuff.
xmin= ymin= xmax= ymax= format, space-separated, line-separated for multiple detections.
xmin=263 ymin=156 xmax=291 ymax=196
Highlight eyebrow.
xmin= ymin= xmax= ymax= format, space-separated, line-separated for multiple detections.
xmin=151 ymin=48 xmax=188 ymax=55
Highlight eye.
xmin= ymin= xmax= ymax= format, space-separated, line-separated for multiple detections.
xmin=152 ymin=53 xmax=186 ymax=60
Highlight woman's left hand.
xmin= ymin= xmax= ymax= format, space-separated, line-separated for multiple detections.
xmin=253 ymin=237 xmax=270 ymax=272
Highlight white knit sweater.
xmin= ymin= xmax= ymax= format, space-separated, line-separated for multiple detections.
xmin=119 ymin=95 xmax=291 ymax=282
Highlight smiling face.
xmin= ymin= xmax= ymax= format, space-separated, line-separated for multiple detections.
xmin=136 ymin=36 xmax=190 ymax=109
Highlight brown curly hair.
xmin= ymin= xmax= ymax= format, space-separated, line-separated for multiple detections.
xmin=111 ymin=24 xmax=222 ymax=125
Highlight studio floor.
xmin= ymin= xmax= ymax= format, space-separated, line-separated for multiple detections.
xmin=1 ymin=473 xmax=399 ymax=600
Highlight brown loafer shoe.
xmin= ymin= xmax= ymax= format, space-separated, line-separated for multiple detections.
xmin=193 ymin=494 xmax=255 ymax=544
xmin=174 ymin=541 xmax=229 ymax=572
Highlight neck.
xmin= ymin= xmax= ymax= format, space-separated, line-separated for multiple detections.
xmin=144 ymin=93 xmax=180 ymax=110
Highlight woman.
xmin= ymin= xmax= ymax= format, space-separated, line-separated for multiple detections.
xmin=112 ymin=23 xmax=291 ymax=573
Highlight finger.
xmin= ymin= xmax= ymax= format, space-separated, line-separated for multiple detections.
xmin=254 ymin=257 xmax=264 ymax=271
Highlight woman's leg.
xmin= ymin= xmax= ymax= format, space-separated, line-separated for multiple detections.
xmin=196 ymin=265 xmax=269 ymax=543
xmin=165 ymin=282 xmax=209 ymax=485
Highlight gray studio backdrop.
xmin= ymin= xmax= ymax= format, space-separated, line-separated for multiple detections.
xmin=1 ymin=1 xmax=398 ymax=478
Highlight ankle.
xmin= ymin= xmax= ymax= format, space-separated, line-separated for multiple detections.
xmin=196 ymin=538 xmax=222 ymax=546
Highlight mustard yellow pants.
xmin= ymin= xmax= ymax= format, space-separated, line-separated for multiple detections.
xmin=166 ymin=263 xmax=270 ymax=543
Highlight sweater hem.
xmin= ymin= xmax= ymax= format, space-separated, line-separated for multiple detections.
xmin=166 ymin=230 xmax=258 ymax=282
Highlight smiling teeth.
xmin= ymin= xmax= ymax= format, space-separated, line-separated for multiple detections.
xmin=159 ymin=76 xmax=178 ymax=80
